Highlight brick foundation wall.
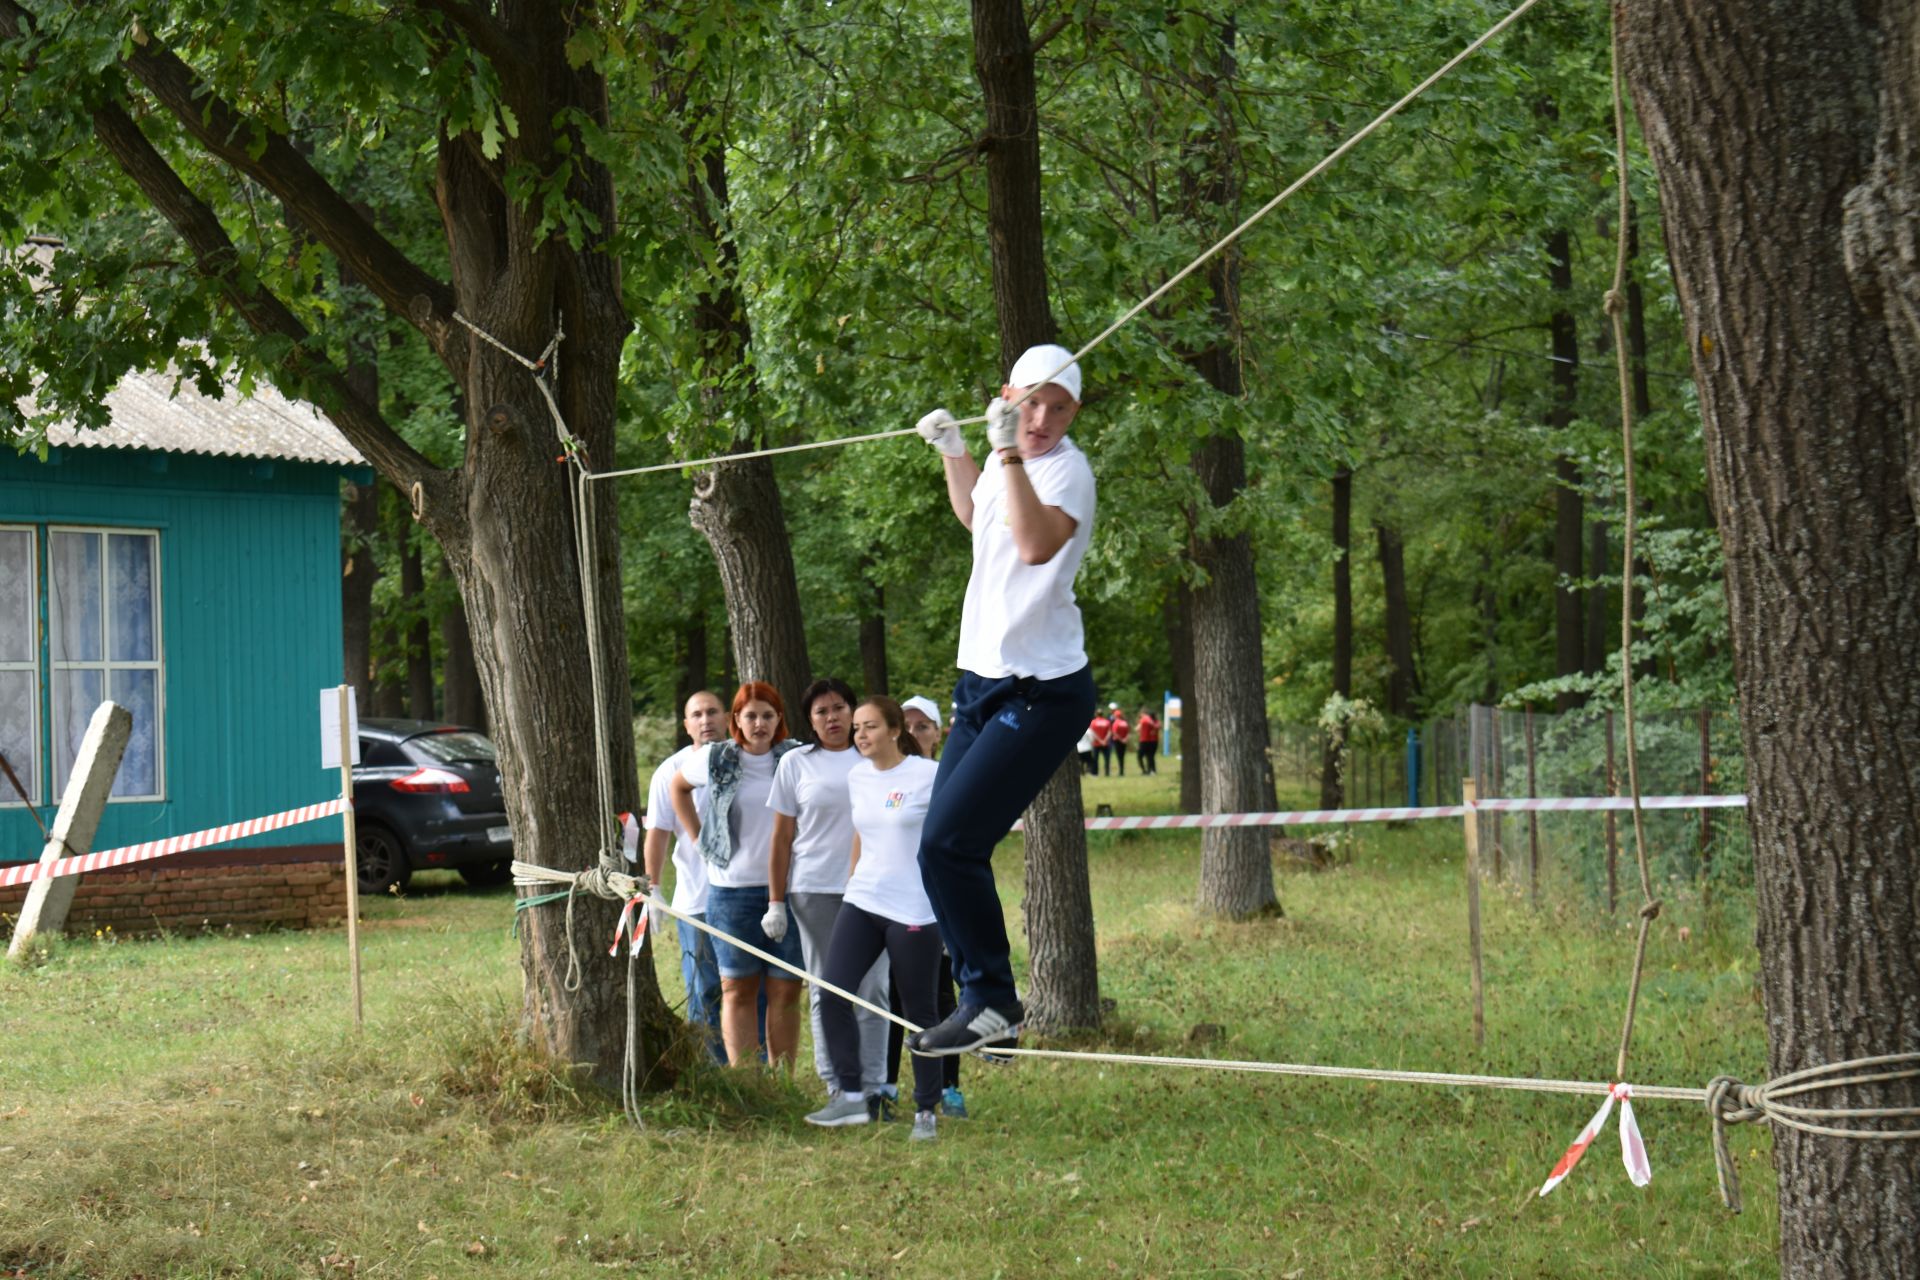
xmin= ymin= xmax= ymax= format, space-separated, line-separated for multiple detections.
xmin=0 ymin=846 xmax=346 ymax=938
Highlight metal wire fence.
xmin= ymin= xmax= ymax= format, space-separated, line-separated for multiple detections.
xmin=1272 ymin=704 xmax=1750 ymax=905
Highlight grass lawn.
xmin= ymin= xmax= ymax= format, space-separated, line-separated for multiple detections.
xmin=1 ymin=769 xmax=1778 ymax=1277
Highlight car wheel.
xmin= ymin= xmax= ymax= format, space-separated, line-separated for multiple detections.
xmin=459 ymin=858 xmax=514 ymax=888
xmin=355 ymin=825 xmax=412 ymax=895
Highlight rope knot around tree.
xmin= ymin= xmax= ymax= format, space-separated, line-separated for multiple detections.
xmin=1638 ymin=898 xmax=1661 ymax=922
xmin=1705 ymin=1055 xmax=1920 ymax=1214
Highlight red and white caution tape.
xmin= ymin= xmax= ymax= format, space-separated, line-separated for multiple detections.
xmin=1481 ymin=794 xmax=1746 ymax=813
xmin=618 ymin=811 xmax=641 ymax=861
xmin=1052 ymin=794 xmax=1745 ymax=832
xmin=608 ymin=894 xmax=649 ymax=957
xmin=1539 ymin=1082 xmax=1652 ymax=1196
xmin=0 ymin=798 xmax=350 ymax=889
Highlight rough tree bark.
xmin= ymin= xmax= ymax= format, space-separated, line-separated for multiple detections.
xmin=1320 ymin=468 xmax=1352 ymax=808
xmin=1 ymin=1 xmax=683 ymax=1091
xmin=859 ymin=565 xmax=889 ymax=696
xmin=972 ymin=0 xmax=1100 ymax=1032
xmin=1180 ymin=19 xmax=1279 ymax=918
xmin=1622 ymin=4 xmax=1920 ymax=1273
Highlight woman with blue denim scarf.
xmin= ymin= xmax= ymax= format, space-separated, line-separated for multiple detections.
xmin=669 ymin=681 xmax=807 ymax=1066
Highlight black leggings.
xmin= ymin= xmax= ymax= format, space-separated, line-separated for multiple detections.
xmin=888 ymin=950 xmax=960 ymax=1091
xmin=820 ymin=902 xmax=945 ymax=1111
xmin=1138 ymin=740 xmax=1158 ymax=774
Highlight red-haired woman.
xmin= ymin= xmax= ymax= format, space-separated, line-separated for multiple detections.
xmin=670 ymin=681 xmax=807 ymax=1066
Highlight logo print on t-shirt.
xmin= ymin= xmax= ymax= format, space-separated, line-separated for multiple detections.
xmin=884 ymin=791 xmax=907 ymax=809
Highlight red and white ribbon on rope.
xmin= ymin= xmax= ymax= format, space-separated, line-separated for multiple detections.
xmin=0 ymin=798 xmax=350 ymax=889
xmin=608 ymin=894 xmax=650 ymax=957
xmin=1039 ymin=793 xmax=1746 ymax=832
xmin=1538 ymin=1082 xmax=1652 ymax=1196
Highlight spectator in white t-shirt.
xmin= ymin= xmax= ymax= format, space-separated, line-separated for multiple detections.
xmin=669 ymin=681 xmax=807 ymax=1067
xmin=639 ymin=689 xmax=734 ymax=1062
xmin=803 ymin=696 xmax=948 ymax=1141
xmin=766 ymin=677 xmax=890 ymax=1102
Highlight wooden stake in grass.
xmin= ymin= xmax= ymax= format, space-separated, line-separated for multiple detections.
xmin=8 ymin=701 xmax=131 ymax=962
xmin=1462 ymin=776 xmax=1485 ymax=1048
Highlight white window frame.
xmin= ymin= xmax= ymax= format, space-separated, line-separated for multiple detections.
xmin=48 ymin=524 xmax=167 ymax=803
xmin=0 ymin=523 xmax=39 ymax=809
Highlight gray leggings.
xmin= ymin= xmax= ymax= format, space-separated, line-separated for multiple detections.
xmin=788 ymin=891 xmax=888 ymax=1090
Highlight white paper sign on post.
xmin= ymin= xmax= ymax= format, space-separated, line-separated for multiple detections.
xmin=321 ymin=686 xmax=361 ymax=769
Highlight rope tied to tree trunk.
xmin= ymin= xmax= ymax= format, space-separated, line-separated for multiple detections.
xmin=1705 ymin=1056 xmax=1920 ymax=1213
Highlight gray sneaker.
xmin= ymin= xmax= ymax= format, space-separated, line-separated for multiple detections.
xmin=909 ymin=1110 xmax=938 ymax=1142
xmin=804 ymin=1095 xmax=872 ymax=1128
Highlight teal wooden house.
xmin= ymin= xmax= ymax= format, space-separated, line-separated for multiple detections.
xmin=1 ymin=368 xmax=366 ymax=877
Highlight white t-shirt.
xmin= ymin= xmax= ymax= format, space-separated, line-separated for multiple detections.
xmin=844 ymin=755 xmax=940 ymax=926
xmin=767 ymin=744 xmax=860 ymax=894
xmin=679 ymin=744 xmax=781 ymax=888
xmin=644 ymin=744 xmax=710 ymax=914
xmin=956 ymin=437 xmax=1097 ymax=679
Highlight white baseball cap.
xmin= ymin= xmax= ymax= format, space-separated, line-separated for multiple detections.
xmin=1007 ymin=343 xmax=1083 ymax=403
xmin=901 ymin=695 xmax=942 ymax=723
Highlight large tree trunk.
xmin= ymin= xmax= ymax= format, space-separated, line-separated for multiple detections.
xmin=426 ymin=30 xmax=676 ymax=1091
xmin=972 ymin=0 xmax=1099 ymax=1032
xmin=1179 ymin=19 xmax=1279 ymax=918
xmin=1190 ymin=433 xmax=1280 ymax=917
xmin=1320 ymin=468 xmax=1352 ymax=808
xmin=679 ymin=138 xmax=813 ymax=714
xmin=1623 ymin=5 xmax=1920 ymax=1274
xmin=1022 ymin=752 xmax=1098 ymax=1030
xmin=21 ymin=0 xmax=681 ymax=1091
xmin=1546 ymin=226 xmax=1585 ymax=710
xmin=1376 ymin=520 xmax=1418 ymax=719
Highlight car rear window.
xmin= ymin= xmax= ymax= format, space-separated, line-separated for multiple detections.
xmin=406 ymin=731 xmax=497 ymax=765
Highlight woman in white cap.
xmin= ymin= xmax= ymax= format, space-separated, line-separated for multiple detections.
xmin=908 ymin=343 xmax=1097 ymax=1057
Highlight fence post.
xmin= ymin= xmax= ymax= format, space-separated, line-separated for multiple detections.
xmin=1462 ymin=776 xmax=1486 ymax=1048
xmin=1524 ymin=704 xmax=1540 ymax=908
xmin=1604 ymin=710 xmax=1620 ymax=914
xmin=335 ymin=685 xmax=364 ymax=1029
xmin=1406 ymin=727 xmax=1420 ymax=808
xmin=8 ymin=702 xmax=131 ymax=961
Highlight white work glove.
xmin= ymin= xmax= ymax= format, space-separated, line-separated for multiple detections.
xmin=647 ymin=897 xmax=671 ymax=937
xmin=985 ymin=397 xmax=1018 ymax=454
xmin=916 ymin=407 xmax=965 ymax=458
xmin=760 ymin=899 xmax=789 ymax=942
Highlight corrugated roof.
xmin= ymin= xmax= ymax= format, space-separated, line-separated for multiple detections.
xmin=41 ymin=366 xmax=367 ymax=467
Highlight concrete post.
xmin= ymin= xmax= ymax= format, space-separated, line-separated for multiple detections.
xmin=8 ymin=701 xmax=132 ymax=960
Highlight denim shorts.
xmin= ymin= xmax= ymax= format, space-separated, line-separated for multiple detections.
xmin=704 ymin=883 xmax=807 ymax=980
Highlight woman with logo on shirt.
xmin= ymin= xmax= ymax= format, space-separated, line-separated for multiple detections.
xmin=669 ymin=681 xmax=807 ymax=1067
xmin=803 ymin=696 xmax=948 ymax=1141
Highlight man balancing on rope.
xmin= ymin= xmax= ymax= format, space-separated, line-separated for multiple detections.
xmin=907 ymin=344 xmax=1097 ymax=1057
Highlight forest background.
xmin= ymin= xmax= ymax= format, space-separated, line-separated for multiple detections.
xmin=15 ymin=0 xmax=1720 ymax=750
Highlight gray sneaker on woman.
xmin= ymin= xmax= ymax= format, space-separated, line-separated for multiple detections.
xmin=909 ymin=1110 xmax=938 ymax=1142
xmin=804 ymin=1095 xmax=871 ymax=1127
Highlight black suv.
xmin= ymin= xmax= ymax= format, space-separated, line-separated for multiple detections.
xmin=351 ymin=719 xmax=511 ymax=893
